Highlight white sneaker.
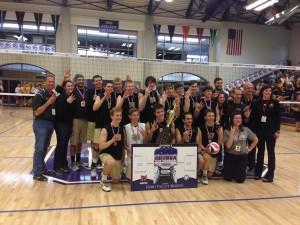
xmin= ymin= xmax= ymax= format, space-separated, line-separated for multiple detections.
xmin=201 ymin=175 xmax=208 ymax=185
xmin=76 ymin=161 xmax=88 ymax=167
xmin=71 ymin=162 xmax=79 ymax=172
xmin=101 ymin=180 xmax=111 ymax=192
xmin=90 ymin=168 xmax=97 ymax=178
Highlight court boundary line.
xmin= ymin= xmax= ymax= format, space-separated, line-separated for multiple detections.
xmin=0 ymin=195 xmax=299 ymax=214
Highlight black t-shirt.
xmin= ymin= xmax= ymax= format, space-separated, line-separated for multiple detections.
xmin=149 ymin=119 xmax=170 ymax=144
xmin=100 ymin=123 xmax=124 ymax=160
xmin=95 ymin=93 xmax=113 ymax=129
xmin=121 ymin=92 xmax=139 ymax=126
xmin=225 ymin=101 xmax=247 ymax=128
xmin=199 ymin=123 xmax=220 ymax=158
xmin=87 ymin=88 xmax=104 ymax=122
xmin=32 ymin=89 xmax=54 ymax=121
xmin=213 ymin=102 xmax=227 ymax=128
xmin=196 ymin=98 xmax=216 ymax=127
xmin=140 ymin=90 xmax=159 ymax=123
xmin=55 ymin=91 xmax=76 ymax=123
xmin=73 ymin=85 xmax=89 ymax=119
xmin=177 ymin=125 xmax=198 ymax=143
xmin=174 ymin=95 xmax=185 ymax=128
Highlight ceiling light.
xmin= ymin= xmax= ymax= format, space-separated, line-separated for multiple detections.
xmin=165 ymin=0 xmax=174 ymax=2
xmin=174 ymin=48 xmax=180 ymax=51
xmin=246 ymin=0 xmax=268 ymax=10
xmin=158 ymin=54 xmax=162 ymax=56
xmin=254 ymin=0 xmax=278 ymax=11
xmin=168 ymin=47 xmax=175 ymax=50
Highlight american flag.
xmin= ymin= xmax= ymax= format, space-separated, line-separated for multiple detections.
xmin=226 ymin=29 xmax=243 ymax=56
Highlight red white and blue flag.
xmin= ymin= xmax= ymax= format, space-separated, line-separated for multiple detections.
xmin=226 ymin=29 xmax=243 ymax=56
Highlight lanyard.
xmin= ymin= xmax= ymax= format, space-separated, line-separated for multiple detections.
xmin=128 ymin=95 xmax=134 ymax=108
xmin=235 ymin=130 xmax=241 ymax=144
xmin=203 ymin=98 xmax=211 ymax=108
xmin=130 ymin=123 xmax=140 ymax=141
xmin=111 ymin=123 xmax=120 ymax=135
xmin=184 ymin=125 xmax=193 ymax=141
xmin=166 ymin=97 xmax=173 ymax=110
xmin=76 ymin=86 xmax=84 ymax=100
xmin=262 ymin=99 xmax=270 ymax=114
xmin=205 ymin=124 xmax=214 ymax=140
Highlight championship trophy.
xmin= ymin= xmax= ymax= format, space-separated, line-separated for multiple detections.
xmin=155 ymin=104 xmax=177 ymax=145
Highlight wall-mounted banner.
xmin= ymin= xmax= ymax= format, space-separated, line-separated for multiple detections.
xmin=131 ymin=144 xmax=198 ymax=191
xmin=99 ymin=19 xmax=119 ymax=34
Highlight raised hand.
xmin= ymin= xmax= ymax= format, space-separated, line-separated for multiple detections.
xmin=67 ymin=94 xmax=76 ymax=104
xmin=151 ymin=121 xmax=159 ymax=132
xmin=217 ymin=126 xmax=223 ymax=136
xmin=244 ymin=106 xmax=251 ymax=119
xmin=47 ymin=93 xmax=57 ymax=105
xmin=123 ymin=91 xmax=130 ymax=99
xmin=63 ymin=69 xmax=71 ymax=79
xmin=145 ymin=86 xmax=152 ymax=96
xmin=183 ymin=129 xmax=190 ymax=142
xmin=195 ymin=102 xmax=204 ymax=111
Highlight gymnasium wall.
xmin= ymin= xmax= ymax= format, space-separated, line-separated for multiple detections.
xmin=289 ymin=24 xmax=300 ymax=66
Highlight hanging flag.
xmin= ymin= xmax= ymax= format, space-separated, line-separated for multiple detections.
xmin=15 ymin=11 xmax=25 ymax=32
xmin=196 ymin=28 xmax=204 ymax=45
xmin=182 ymin=26 xmax=190 ymax=42
xmin=0 ymin=11 xmax=6 ymax=29
xmin=34 ymin=13 xmax=43 ymax=32
xmin=153 ymin=24 xmax=161 ymax=41
xmin=51 ymin=14 xmax=60 ymax=33
xmin=226 ymin=28 xmax=243 ymax=55
xmin=210 ymin=29 xmax=217 ymax=47
xmin=168 ymin=25 xmax=175 ymax=43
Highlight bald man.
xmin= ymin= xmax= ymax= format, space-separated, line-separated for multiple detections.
xmin=242 ymin=82 xmax=259 ymax=175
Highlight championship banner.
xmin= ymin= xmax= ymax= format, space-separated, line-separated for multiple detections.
xmin=51 ymin=14 xmax=60 ymax=33
xmin=15 ymin=11 xmax=25 ymax=32
xmin=34 ymin=13 xmax=43 ymax=32
xmin=131 ymin=144 xmax=198 ymax=191
xmin=0 ymin=11 xmax=6 ymax=29
xmin=168 ymin=25 xmax=175 ymax=43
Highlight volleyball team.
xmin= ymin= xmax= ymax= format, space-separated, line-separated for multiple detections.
xmin=31 ymin=70 xmax=281 ymax=192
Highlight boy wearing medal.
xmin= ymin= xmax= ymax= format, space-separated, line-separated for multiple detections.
xmin=199 ymin=109 xmax=223 ymax=179
xmin=139 ymin=76 xmax=161 ymax=123
xmin=116 ymin=80 xmax=143 ymax=125
xmin=99 ymin=107 xmax=125 ymax=192
xmin=124 ymin=108 xmax=148 ymax=181
xmin=183 ymin=80 xmax=200 ymax=127
xmin=175 ymin=112 xmax=211 ymax=184
xmin=146 ymin=104 xmax=175 ymax=144
xmin=70 ymin=74 xmax=89 ymax=171
xmin=87 ymin=75 xmax=104 ymax=175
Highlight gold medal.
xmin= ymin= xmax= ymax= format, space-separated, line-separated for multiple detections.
xmin=159 ymin=128 xmax=163 ymax=133
xmin=151 ymin=105 xmax=154 ymax=108
xmin=132 ymin=134 xmax=137 ymax=142
xmin=93 ymin=95 xmax=97 ymax=101
xmin=117 ymin=134 xmax=121 ymax=141
xmin=114 ymin=142 xmax=117 ymax=146
xmin=208 ymin=139 xmax=212 ymax=144
xmin=131 ymin=102 xmax=135 ymax=108
xmin=152 ymin=97 xmax=156 ymax=103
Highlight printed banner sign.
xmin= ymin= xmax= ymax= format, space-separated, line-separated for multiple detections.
xmin=99 ymin=19 xmax=119 ymax=34
xmin=131 ymin=144 xmax=198 ymax=191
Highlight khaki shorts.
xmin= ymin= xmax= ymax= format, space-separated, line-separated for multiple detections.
xmin=93 ymin=128 xmax=102 ymax=144
xmin=208 ymin=157 xmax=217 ymax=173
xmin=70 ymin=118 xmax=88 ymax=145
xmin=87 ymin=122 xmax=96 ymax=141
xmin=100 ymin=153 xmax=122 ymax=180
xmin=126 ymin=163 xmax=131 ymax=179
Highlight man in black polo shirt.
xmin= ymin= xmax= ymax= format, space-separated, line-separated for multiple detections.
xmin=32 ymin=74 xmax=57 ymax=181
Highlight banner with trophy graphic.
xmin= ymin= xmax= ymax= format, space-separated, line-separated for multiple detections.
xmin=131 ymin=144 xmax=198 ymax=191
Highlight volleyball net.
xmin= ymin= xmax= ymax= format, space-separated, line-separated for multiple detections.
xmin=0 ymin=49 xmax=300 ymax=105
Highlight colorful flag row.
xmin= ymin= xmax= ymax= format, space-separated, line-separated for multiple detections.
xmin=153 ymin=24 xmax=217 ymax=46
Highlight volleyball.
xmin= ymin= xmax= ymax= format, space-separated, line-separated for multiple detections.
xmin=207 ymin=142 xmax=220 ymax=155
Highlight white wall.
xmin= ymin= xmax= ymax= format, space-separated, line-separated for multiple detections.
xmin=289 ymin=24 xmax=300 ymax=66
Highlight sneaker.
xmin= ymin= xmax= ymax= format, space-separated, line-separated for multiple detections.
xmin=90 ymin=168 xmax=97 ymax=179
xmin=197 ymin=176 xmax=201 ymax=183
xmin=33 ymin=175 xmax=48 ymax=182
xmin=53 ymin=168 xmax=65 ymax=175
xmin=201 ymin=175 xmax=208 ymax=185
xmin=76 ymin=161 xmax=88 ymax=167
xmin=61 ymin=166 xmax=70 ymax=173
xmin=71 ymin=162 xmax=79 ymax=172
xmin=101 ymin=180 xmax=111 ymax=192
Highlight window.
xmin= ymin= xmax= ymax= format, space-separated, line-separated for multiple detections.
xmin=0 ymin=22 xmax=55 ymax=52
xmin=157 ymin=72 xmax=208 ymax=92
xmin=156 ymin=35 xmax=210 ymax=62
xmin=78 ymin=27 xmax=137 ymax=58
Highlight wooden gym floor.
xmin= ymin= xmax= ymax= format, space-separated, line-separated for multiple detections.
xmin=0 ymin=106 xmax=299 ymax=225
